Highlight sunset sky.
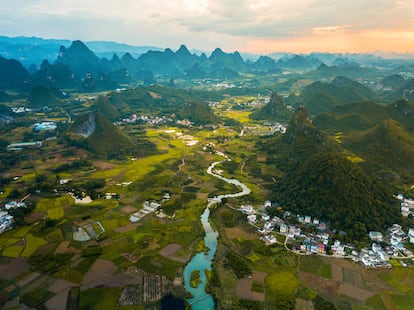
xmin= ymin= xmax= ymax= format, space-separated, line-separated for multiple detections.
xmin=0 ymin=0 xmax=413 ymax=54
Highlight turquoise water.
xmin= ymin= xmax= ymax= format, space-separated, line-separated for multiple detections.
xmin=183 ymin=159 xmax=251 ymax=309
xmin=183 ymin=207 xmax=217 ymax=310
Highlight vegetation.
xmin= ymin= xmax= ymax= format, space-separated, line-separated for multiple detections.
xmin=223 ymin=250 xmax=251 ymax=278
xmin=190 ymin=270 xmax=201 ymax=288
xmin=21 ymin=287 xmax=54 ymax=308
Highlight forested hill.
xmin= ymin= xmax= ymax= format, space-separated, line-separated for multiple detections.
xmin=271 ymin=151 xmax=400 ymax=241
xmin=258 ymin=106 xmax=401 ymax=241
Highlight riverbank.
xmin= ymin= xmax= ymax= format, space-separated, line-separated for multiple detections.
xmin=183 ymin=155 xmax=251 ymax=309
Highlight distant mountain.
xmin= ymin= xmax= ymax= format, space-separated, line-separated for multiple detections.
xmin=380 ymin=74 xmax=405 ymax=90
xmin=85 ymin=41 xmax=162 ymax=59
xmin=31 ymin=60 xmax=77 ymax=88
xmin=0 ymin=36 xmax=162 ymax=67
xmin=209 ymin=48 xmax=247 ymax=72
xmin=0 ymin=36 xmax=71 ymax=67
xmin=251 ymin=92 xmax=292 ymax=122
xmin=389 ymin=78 xmax=414 ymax=102
xmin=251 ymin=56 xmax=281 ymax=73
xmin=288 ymin=76 xmax=380 ymax=114
xmin=311 ymin=63 xmax=379 ymax=79
xmin=56 ymin=40 xmax=103 ymax=77
xmin=0 ymin=56 xmax=30 ymax=90
xmin=277 ymin=55 xmax=322 ymax=69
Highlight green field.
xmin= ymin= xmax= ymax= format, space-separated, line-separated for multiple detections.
xmin=21 ymin=233 xmax=47 ymax=257
xmin=264 ymin=270 xmax=298 ymax=302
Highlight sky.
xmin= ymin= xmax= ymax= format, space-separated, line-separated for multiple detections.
xmin=0 ymin=0 xmax=413 ymax=54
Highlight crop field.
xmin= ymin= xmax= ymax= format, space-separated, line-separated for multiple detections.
xmin=21 ymin=233 xmax=47 ymax=257
xmin=47 ymin=206 xmax=64 ymax=219
xmin=3 ymin=245 xmax=24 ymax=258
xmin=35 ymin=196 xmax=73 ymax=212
xmin=265 ymin=270 xmax=298 ymax=299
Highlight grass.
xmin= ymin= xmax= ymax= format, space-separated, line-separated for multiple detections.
xmin=21 ymin=233 xmax=47 ymax=257
xmin=319 ymin=263 xmax=333 ymax=279
xmin=365 ymin=295 xmax=387 ymax=310
xmin=222 ymin=110 xmax=252 ymax=123
xmin=247 ymin=253 xmax=261 ymax=263
xmin=54 ymin=267 xmax=83 ymax=284
xmin=3 ymin=245 xmax=24 ymax=258
xmin=299 ymin=255 xmax=332 ymax=279
xmin=47 ymin=206 xmax=64 ymax=219
xmin=35 ymin=196 xmax=73 ymax=212
xmin=251 ymin=281 xmax=265 ymax=293
xmin=390 ymin=294 xmax=414 ymax=310
xmin=13 ymin=226 xmax=31 ymax=238
xmin=379 ymin=272 xmax=410 ymax=293
xmin=21 ymin=287 xmax=54 ymax=308
xmin=265 ymin=271 xmax=297 ymax=299
xmin=79 ymin=288 xmax=102 ymax=309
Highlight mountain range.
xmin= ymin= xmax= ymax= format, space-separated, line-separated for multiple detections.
xmin=1 ymin=36 xmax=414 ymax=95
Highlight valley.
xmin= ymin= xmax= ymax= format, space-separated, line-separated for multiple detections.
xmin=1 ymin=38 xmax=414 ymax=309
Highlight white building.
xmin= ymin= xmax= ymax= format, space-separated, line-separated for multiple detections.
xmin=408 ymin=228 xmax=414 ymax=244
xmin=262 ymin=214 xmax=270 ymax=221
xmin=369 ymin=231 xmax=383 ymax=242
xmin=247 ymin=214 xmax=257 ymax=223
xmin=280 ymin=224 xmax=287 ymax=234
xmin=240 ymin=205 xmax=254 ymax=214
xmin=264 ymin=234 xmax=277 ymax=244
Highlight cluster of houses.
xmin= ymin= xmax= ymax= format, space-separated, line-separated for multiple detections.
xmin=119 ymin=114 xmax=174 ymax=125
xmin=243 ymin=123 xmax=287 ymax=136
xmin=0 ymin=200 xmax=27 ymax=234
xmin=358 ymin=224 xmax=414 ymax=268
xmin=11 ymin=107 xmax=32 ymax=113
xmin=129 ymin=193 xmax=171 ymax=223
xmin=33 ymin=121 xmax=57 ymax=131
xmin=396 ymin=194 xmax=414 ymax=217
xmin=239 ymin=199 xmax=414 ymax=269
xmin=118 ymin=113 xmax=197 ymax=128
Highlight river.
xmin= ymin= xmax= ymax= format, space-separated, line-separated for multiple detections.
xmin=183 ymin=157 xmax=251 ymax=309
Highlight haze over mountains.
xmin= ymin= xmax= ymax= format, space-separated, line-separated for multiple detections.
xmin=1 ymin=36 xmax=414 ymax=94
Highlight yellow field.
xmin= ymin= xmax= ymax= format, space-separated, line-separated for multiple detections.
xmin=21 ymin=234 xmax=47 ymax=257
xmin=222 ymin=110 xmax=252 ymax=123
xmin=3 ymin=245 xmax=24 ymax=258
xmin=47 ymin=206 xmax=65 ymax=219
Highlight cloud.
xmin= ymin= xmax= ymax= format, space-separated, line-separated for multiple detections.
xmin=0 ymin=0 xmax=412 ymax=52
xmin=176 ymin=0 xmax=410 ymax=38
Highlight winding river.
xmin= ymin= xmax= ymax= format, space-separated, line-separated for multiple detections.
xmin=183 ymin=157 xmax=251 ymax=309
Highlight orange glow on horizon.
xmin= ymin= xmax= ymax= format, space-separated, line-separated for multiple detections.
xmin=241 ymin=29 xmax=414 ymax=54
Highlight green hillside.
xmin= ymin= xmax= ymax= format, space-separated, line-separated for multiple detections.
xmin=288 ymin=76 xmax=380 ymax=114
xmin=271 ymin=151 xmax=400 ymax=240
xmin=28 ymin=86 xmax=61 ymax=108
xmin=258 ymin=106 xmax=401 ymax=241
xmin=67 ymin=112 xmax=156 ymax=159
xmin=94 ymin=95 xmax=120 ymax=122
xmin=343 ymin=119 xmax=414 ymax=181
xmin=250 ymin=92 xmax=292 ymax=122
xmin=314 ymin=99 xmax=414 ymax=133
xmin=108 ymin=85 xmax=220 ymax=124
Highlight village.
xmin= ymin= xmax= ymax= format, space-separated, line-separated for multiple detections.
xmin=238 ymin=194 xmax=414 ymax=269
